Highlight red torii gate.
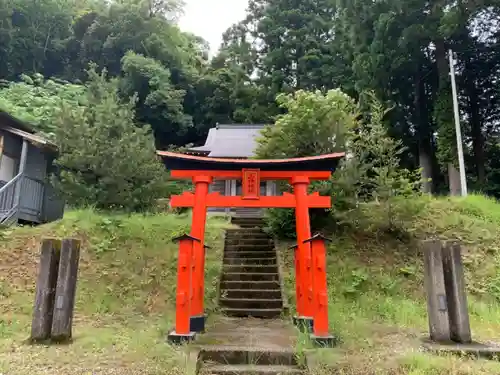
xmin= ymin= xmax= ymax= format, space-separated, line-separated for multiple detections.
xmin=158 ymin=151 xmax=344 ymax=346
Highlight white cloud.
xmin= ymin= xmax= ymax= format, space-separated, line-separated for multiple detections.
xmin=178 ymin=0 xmax=248 ymax=55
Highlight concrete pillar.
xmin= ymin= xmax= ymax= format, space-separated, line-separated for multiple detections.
xmin=442 ymin=241 xmax=472 ymax=343
xmin=422 ymin=240 xmax=450 ymax=342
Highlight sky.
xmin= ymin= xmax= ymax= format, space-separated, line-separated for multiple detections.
xmin=178 ymin=0 xmax=249 ymax=55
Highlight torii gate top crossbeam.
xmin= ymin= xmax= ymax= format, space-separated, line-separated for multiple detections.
xmin=157 ymin=151 xmax=345 ymax=209
xmin=156 ymin=151 xmax=345 ymax=175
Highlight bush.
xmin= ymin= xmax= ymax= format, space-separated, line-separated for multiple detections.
xmin=261 ymin=90 xmax=423 ymax=238
xmin=53 ymin=65 xmax=169 ymax=211
xmin=328 ymin=92 xmax=424 ymax=233
xmin=255 ymin=89 xmax=356 ymax=158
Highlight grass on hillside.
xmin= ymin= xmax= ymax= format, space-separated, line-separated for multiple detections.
xmin=279 ymin=194 xmax=500 ymax=375
xmin=0 ymin=209 xmax=231 ymax=375
xmin=3 ymin=195 xmax=500 ymax=374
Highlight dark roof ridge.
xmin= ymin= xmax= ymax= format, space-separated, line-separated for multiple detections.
xmin=215 ymin=124 xmax=266 ymax=129
xmin=0 ymin=109 xmax=35 ymax=133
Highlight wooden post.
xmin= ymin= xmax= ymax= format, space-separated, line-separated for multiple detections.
xmin=304 ymin=234 xmax=336 ymax=347
xmin=291 ymin=176 xmax=313 ymax=329
xmin=30 ymin=238 xmax=61 ymax=342
xmin=189 ymin=176 xmax=211 ymax=333
xmin=51 ymin=238 xmax=81 ymax=342
xmin=0 ymin=135 xmax=4 ymax=162
xmin=442 ymin=241 xmax=472 ymax=343
xmin=422 ymin=240 xmax=451 ymax=342
xmin=168 ymin=234 xmax=199 ymax=344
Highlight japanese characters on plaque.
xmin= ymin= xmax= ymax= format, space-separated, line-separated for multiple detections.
xmin=242 ymin=169 xmax=260 ymax=199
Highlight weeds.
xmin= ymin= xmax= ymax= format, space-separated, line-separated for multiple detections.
xmin=0 ymin=208 xmax=228 ymax=374
xmin=287 ymin=194 xmax=500 ymax=375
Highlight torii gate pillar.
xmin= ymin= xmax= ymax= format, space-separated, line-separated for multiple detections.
xmin=189 ymin=175 xmax=212 ymax=333
xmin=291 ymin=176 xmax=314 ymax=328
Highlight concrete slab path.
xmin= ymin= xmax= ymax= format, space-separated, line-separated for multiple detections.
xmin=193 ymin=316 xmax=298 ymax=351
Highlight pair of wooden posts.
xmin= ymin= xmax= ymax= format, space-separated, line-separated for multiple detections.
xmin=291 ymin=234 xmax=336 ymax=347
xmin=422 ymin=240 xmax=471 ymax=344
xmin=30 ymin=238 xmax=81 ymax=343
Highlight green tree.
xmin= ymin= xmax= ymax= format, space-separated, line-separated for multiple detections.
xmin=5 ymin=0 xmax=76 ymax=79
xmin=119 ymin=51 xmax=191 ymax=148
xmin=255 ymin=89 xmax=356 ymax=159
xmin=337 ymin=92 xmax=423 ymax=234
xmin=245 ymin=0 xmax=345 ymax=94
xmin=53 ymin=66 xmax=167 ymax=211
xmin=258 ymin=90 xmax=422 ymax=238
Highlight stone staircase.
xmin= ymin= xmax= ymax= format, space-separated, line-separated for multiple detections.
xmin=198 ymin=347 xmax=303 ymax=375
xmin=219 ymin=217 xmax=283 ymax=319
xmin=198 ymin=218 xmax=303 ymax=375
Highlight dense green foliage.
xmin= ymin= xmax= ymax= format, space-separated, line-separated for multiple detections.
xmin=0 ymin=74 xmax=85 ymax=138
xmin=262 ymin=92 xmax=423 ymax=238
xmin=1 ymin=0 xmax=500 ymax=207
xmin=53 ymin=67 xmax=167 ymax=211
xmin=255 ymin=90 xmax=355 ymax=158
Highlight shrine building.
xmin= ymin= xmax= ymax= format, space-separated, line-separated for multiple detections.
xmin=185 ymin=124 xmax=276 ymax=217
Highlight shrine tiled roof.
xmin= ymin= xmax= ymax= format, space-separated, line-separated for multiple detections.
xmin=187 ymin=124 xmax=266 ymax=158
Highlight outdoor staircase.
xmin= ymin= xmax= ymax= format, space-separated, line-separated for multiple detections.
xmin=219 ymin=217 xmax=284 ymax=318
xmin=197 ymin=347 xmax=303 ymax=375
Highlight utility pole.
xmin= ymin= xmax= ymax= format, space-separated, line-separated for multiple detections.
xmin=449 ymin=49 xmax=467 ymax=197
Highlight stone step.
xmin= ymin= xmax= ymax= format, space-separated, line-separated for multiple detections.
xmin=232 ymin=217 xmax=265 ymax=221
xmin=226 ymin=229 xmax=269 ymax=237
xmin=223 ymin=265 xmax=278 ymax=274
xmin=225 ymin=235 xmax=270 ymax=242
xmin=224 ymin=251 xmax=276 ymax=258
xmin=225 ymin=244 xmax=274 ymax=252
xmin=199 ymin=347 xmax=297 ymax=366
xmin=220 ymin=298 xmax=283 ymax=309
xmin=220 ymin=280 xmax=280 ymax=290
xmin=224 ymin=257 xmax=277 ymax=265
xmin=233 ymin=224 xmax=265 ymax=229
xmin=227 ymin=226 xmax=266 ymax=231
xmin=231 ymin=218 xmax=265 ymax=224
xmin=221 ymin=308 xmax=283 ymax=319
xmin=223 ymin=272 xmax=279 ymax=282
xmin=221 ymin=289 xmax=282 ymax=299
xmin=225 ymin=238 xmax=273 ymax=246
xmin=202 ymin=364 xmax=302 ymax=375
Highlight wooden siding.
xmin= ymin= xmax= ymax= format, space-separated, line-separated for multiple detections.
xmin=25 ymin=144 xmax=47 ymax=180
xmin=0 ymin=136 xmax=64 ymax=224
xmin=208 ymin=179 xmax=226 ymax=213
xmin=42 ymin=183 xmax=65 ymax=223
xmin=16 ymin=144 xmax=48 ymax=222
xmin=0 ymin=130 xmax=22 ymax=156
xmin=19 ymin=176 xmax=44 ymax=221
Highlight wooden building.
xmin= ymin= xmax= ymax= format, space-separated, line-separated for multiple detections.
xmin=0 ymin=110 xmax=64 ymax=225
xmin=186 ymin=124 xmax=277 ymax=217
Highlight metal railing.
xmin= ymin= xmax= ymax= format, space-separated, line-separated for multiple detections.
xmin=0 ymin=173 xmax=22 ymax=224
xmin=0 ymin=174 xmax=47 ymax=225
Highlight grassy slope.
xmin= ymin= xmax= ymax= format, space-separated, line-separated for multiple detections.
xmin=280 ymin=194 xmax=500 ymax=374
xmin=0 ymin=210 xmax=230 ymax=375
xmin=3 ymin=196 xmax=500 ymax=374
